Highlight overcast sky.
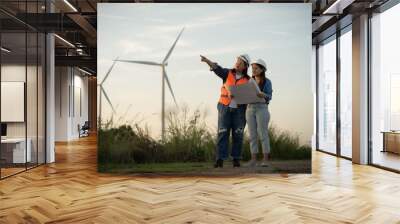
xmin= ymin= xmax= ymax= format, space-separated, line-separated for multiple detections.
xmin=98 ymin=3 xmax=313 ymax=144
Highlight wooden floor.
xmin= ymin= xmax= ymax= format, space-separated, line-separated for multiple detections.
xmin=1 ymin=167 xmax=26 ymax=178
xmin=1 ymin=163 xmax=45 ymax=178
xmin=373 ymin=151 xmax=400 ymax=171
xmin=1 ymin=135 xmax=400 ymax=223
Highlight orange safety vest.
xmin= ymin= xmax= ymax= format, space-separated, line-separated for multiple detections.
xmin=219 ymin=70 xmax=249 ymax=106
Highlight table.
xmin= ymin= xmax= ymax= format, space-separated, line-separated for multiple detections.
xmin=381 ymin=131 xmax=400 ymax=154
xmin=1 ymin=138 xmax=32 ymax=163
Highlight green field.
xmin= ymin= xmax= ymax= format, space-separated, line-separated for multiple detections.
xmin=98 ymin=107 xmax=311 ymax=174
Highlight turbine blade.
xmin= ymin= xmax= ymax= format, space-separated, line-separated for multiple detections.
xmin=101 ymin=56 xmax=119 ymax=85
xmin=163 ymin=69 xmax=178 ymax=107
xmin=115 ymin=59 xmax=161 ymax=66
xmin=162 ymin=27 xmax=185 ymax=64
xmin=101 ymin=87 xmax=116 ymax=114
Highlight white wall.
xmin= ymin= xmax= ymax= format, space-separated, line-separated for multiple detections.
xmin=1 ymin=63 xmax=46 ymax=164
xmin=312 ymin=45 xmax=317 ymax=150
xmin=74 ymin=73 xmax=89 ymax=137
xmin=1 ymin=66 xmax=26 ymax=139
xmin=55 ymin=66 xmax=69 ymax=141
xmin=1 ymin=65 xmax=37 ymax=137
xmin=55 ymin=67 xmax=89 ymax=141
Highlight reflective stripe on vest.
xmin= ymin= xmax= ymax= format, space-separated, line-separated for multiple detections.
xmin=218 ymin=70 xmax=249 ymax=106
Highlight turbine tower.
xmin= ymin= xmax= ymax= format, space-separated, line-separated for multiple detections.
xmin=98 ymin=57 xmax=119 ymax=127
xmin=115 ymin=27 xmax=184 ymax=140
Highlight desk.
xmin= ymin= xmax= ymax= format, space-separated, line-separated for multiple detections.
xmin=1 ymin=138 xmax=31 ymax=163
xmin=382 ymin=131 xmax=400 ymax=154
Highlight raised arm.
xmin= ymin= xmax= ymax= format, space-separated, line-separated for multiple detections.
xmin=200 ymin=55 xmax=229 ymax=81
xmin=200 ymin=55 xmax=217 ymax=70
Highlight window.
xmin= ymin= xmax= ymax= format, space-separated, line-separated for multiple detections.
xmin=371 ymin=2 xmax=400 ymax=171
xmin=317 ymin=36 xmax=337 ymax=154
xmin=339 ymin=27 xmax=352 ymax=158
xmin=0 ymin=1 xmax=47 ymax=179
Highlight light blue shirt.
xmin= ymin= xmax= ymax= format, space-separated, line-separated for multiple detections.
xmin=251 ymin=77 xmax=272 ymax=104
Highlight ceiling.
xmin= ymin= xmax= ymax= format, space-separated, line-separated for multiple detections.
xmin=0 ymin=0 xmax=391 ymax=75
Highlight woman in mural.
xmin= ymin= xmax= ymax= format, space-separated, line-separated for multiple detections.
xmin=245 ymin=59 xmax=273 ymax=167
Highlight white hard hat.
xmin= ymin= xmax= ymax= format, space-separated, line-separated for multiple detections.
xmin=237 ymin=54 xmax=251 ymax=66
xmin=251 ymin=59 xmax=267 ymax=71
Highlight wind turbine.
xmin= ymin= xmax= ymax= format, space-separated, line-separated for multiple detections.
xmin=98 ymin=57 xmax=119 ymax=126
xmin=115 ymin=27 xmax=184 ymax=140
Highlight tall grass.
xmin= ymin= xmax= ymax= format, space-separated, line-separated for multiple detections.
xmin=98 ymin=123 xmax=163 ymax=164
xmin=98 ymin=106 xmax=311 ymax=167
xmin=163 ymin=107 xmax=216 ymax=162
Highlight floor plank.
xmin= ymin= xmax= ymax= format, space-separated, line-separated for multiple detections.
xmin=0 ymin=135 xmax=399 ymax=223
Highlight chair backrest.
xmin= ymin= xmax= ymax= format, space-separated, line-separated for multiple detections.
xmin=82 ymin=121 xmax=90 ymax=129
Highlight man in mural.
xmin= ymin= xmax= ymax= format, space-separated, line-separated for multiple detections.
xmin=200 ymin=54 xmax=251 ymax=168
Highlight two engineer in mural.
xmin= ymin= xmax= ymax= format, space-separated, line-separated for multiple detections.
xmin=200 ymin=54 xmax=273 ymax=168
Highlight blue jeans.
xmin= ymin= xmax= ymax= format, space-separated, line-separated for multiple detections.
xmin=216 ymin=103 xmax=246 ymax=160
xmin=245 ymin=103 xmax=271 ymax=154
